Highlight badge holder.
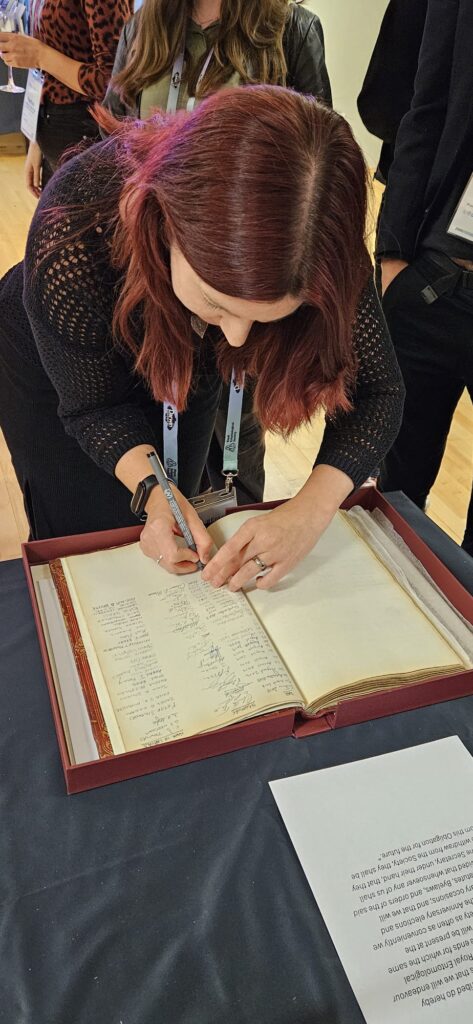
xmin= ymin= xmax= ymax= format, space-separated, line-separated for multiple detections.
xmin=448 ymin=173 xmax=473 ymax=245
xmin=188 ymin=370 xmax=244 ymax=523
xmin=189 ymin=473 xmax=238 ymax=526
xmin=20 ymin=67 xmax=44 ymax=142
xmin=163 ymin=357 xmax=244 ymax=524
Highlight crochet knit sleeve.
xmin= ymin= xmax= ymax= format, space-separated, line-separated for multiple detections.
xmin=23 ymin=154 xmax=404 ymax=488
xmin=314 ymin=277 xmax=405 ymax=487
xmin=23 ymin=153 xmax=157 ymax=476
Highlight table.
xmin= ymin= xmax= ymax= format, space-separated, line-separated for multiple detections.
xmin=1 ymin=493 xmax=472 ymax=1024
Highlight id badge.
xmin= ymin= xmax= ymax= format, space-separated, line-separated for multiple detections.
xmin=447 ymin=174 xmax=473 ymax=244
xmin=21 ymin=68 xmax=44 ymax=142
xmin=190 ymin=485 xmax=237 ymax=525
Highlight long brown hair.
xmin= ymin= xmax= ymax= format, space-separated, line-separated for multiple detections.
xmin=114 ymin=0 xmax=294 ymax=105
xmin=40 ymin=87 xmax=372 ymax=434
xmin=115 ymin=84 xmax=372 ymax=431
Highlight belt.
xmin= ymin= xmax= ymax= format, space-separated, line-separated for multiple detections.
xmin=423 ymin=250 xmax=473 ymax=290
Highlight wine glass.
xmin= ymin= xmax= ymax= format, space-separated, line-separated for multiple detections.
xmin=0 ymin=0 xmax=26 ymax=94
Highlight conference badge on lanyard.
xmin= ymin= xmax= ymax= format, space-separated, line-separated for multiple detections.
xmin=21 ymin=67 xmax=44 ymax=141
xmin=163 ymin=372 xmax=244 ymax=525
xmin=20 ymin=0 xmax=44 ymax=142
xmin=189 ymin=373 xmax=244 ymax=524
xmin=448 ymin=174 xmax=473 ymax=244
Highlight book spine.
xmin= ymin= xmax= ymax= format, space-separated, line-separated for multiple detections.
xmin=49 ymin=559 xmax=114 ymax=759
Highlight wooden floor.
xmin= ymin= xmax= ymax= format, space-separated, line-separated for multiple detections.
xmin=0 ymin=154 xmax=471 ymax=560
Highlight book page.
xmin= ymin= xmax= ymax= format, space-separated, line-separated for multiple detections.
xmin=60 ymin=544 xmax=301 ymax=752
xmin=270 ymin=737 xmax=473 ymax=1024
xmin=209 ymin=511 xmax=463 ymax=708
xmin=345 ymin=507 xmax=473 ymax=666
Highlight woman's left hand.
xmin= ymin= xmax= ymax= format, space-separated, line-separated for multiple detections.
xmin=202 ymin=497 xmax=325 ymax=592
xmin=203 ymin=465 xmax=354 ymax=591
xmin=0 ymin=32 xmax=43 ymax=70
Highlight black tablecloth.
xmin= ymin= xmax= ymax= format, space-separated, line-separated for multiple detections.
xmin=1 ymin=493 xmax=472 ymax=1024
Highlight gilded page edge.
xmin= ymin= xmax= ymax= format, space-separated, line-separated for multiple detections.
xmin=50 ymin=559 xmax=119 ymax=757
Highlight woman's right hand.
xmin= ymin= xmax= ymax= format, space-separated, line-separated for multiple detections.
xmin=139 ymin=484 xmax=214 ymax=574
xmin=25 ymin=141 xmax=43 ymax=198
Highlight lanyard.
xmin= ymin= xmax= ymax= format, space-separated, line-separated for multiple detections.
xmin=222 ymin=371 xmax=245 ymax=477
xmin=28 ymin=0 xmax=43 ymax=35
xmin=166 ymin=39 xmax=215 ymax=114
xmin=21 ymin=67 xmax=44 ymax=141
xmin=163 ymin=372 xmax=245 ymax=487
xmin=164 ymin=34 xmax=243 ymax=488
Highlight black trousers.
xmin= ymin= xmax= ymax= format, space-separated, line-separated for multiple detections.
xmin=0 ymin=266 xmax=222 ymax=540
xmin=380 ymin=253 xmax=473 ymax=555
xmin=36 ymin=101 xmax=100 ymax=187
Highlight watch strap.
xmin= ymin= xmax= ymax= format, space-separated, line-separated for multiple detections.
xmin=130 ymin=474 xmax=159 ymax=519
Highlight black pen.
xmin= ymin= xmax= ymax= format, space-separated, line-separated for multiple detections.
xmin=147 ymin=451 xmax=205 ymax=571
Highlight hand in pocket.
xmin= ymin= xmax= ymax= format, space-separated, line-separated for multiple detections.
xmin=381 ymin=259 xmax=410 ymax=297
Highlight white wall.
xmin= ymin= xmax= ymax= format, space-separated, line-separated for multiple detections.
xmin=303 ymin=0 xmax=389 ymax=166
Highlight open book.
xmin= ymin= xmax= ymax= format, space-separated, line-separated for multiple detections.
xmin=32 ymin=508 xmax=473 ymax=764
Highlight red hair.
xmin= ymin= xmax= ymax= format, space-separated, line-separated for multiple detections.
xmin=56 ymin=88 xmax=372 ymax=432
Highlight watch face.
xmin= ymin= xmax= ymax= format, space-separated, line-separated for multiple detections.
xmin=131 ymin=481 xmax=146 ymax=516
xmin=131 ymin=476 xmax=157 ymax=517
xmin=138 ymin=481 xmax=147 ymax=510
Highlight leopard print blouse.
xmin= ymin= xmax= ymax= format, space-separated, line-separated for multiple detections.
xmin=33 ymin=0 xmax=131 ymax=104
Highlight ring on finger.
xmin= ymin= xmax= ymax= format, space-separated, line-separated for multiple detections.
xmin=156 ymin=554 xmax=164 ymax=565
xmin=252 ymin=555 xmax=268 ymax=572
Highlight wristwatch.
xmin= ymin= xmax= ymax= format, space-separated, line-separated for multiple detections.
xmin=130 ymin=474 xmax=159 ymax=519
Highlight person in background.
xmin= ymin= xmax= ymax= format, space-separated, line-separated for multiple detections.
xmin=0 ymin=87 xmax=404 ymax=588
xmin=357 ymin=0 xmax=427 ymax=186
xmin=104 ymin=0 xmax=332 ymax=506
xmin=375 ymin=0 xmax=473 ymax=556
xmin=357 ymin=0 xmax=428 ymax=295
xmin=105 ymin=0 xmax=331 ymax=121
xmin=0 ymin=0 xmax=131 ymax=196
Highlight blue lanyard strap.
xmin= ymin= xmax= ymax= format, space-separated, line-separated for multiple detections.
xmin=165 ymin=40 xmax=232 ymax=488
xmin=166 ymin=48 xmax=185 ymax=115
xmin=167 ymin=42 xmax=214 ymax=115
xmin=163 ymin=370 xmax=244 ymax=488
xmin=162 ymin=403 xmax=179 ymax=484
xmin=222 ymin=372 xmax=244 ymax=478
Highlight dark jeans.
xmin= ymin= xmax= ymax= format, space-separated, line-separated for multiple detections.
xmin=0 ymin=267 xmax=222 ymax=540
xmin=36 ymin=101 xmax=99 ymax=187
xmin=380 ymin=253 xmax=473 ymax=555
xmin=205 ymin=381 xmax=265 ymax=505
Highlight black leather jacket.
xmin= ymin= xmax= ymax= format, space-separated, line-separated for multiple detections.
xmin=357 ymin=0 xmax=428 ymax=184
xmin=103 ymin=2 xmax=332 ymax=118
xmin=375 ymin=0 xmax=473 ymax=262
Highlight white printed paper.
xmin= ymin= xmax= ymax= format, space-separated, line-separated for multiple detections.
xmin=21 ymin=68 xmax=43 ymax=142
xmin=448 ymin=175 xmax=473 ymax=243
xmin=270 ymin=737 xmax=473 ymax=1024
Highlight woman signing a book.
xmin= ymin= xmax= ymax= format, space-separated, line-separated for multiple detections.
xmin=0 ymin=86 xmax=405 ymax=590
xmin=104 ymin=0 xmax=333 ymax=508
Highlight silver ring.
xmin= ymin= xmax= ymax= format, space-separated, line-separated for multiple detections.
xmin=156 ymin=554 xmax=164 ymax=565
xmin=253 ymin=555 xmax=267 ymax=572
